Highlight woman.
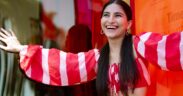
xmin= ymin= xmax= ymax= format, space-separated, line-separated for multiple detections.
xmin=96 ymin=0 xmax=147 ymax=96
xmin=0 ymin=0 xmax=182 ymax=96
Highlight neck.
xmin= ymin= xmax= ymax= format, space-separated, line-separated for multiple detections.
xmin=108 ymin=37 xmax=124 ymax=64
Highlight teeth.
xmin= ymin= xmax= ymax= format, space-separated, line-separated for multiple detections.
xmin=106 ymin=26 xmax=117 ymax=29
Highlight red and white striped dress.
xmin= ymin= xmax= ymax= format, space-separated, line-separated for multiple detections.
xmin=19 ymin=32 xmax=183 ymax=94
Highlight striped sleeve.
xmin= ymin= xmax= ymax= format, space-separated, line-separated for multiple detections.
xmin=135 ymin=57 xmax=150 ymax=87
xmin=19 ymin=45 xmax=99 ymax=86
xmin=133 ymin=32 xmax=183 ymax=71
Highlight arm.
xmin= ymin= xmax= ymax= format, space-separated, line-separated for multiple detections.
xmin=128 ymin=87 xmax=147 ymax=96
xmin=20 ymin=45 xmax=99 ymax=86
xmin=133 ymin=32 xmax=183 ymax=71
xmin=0 ymin=28 xmax=99 ymax=86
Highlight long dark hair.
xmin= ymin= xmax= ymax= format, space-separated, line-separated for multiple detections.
xmin=96 ymin=0 xmax=139 ymax=96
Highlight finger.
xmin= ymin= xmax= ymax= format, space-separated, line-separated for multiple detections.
xmin=0 ymin=45 xmax=7 ymax=51
xmin=0 ymin=28 xmax=11 ymax=36
xmin=0 ymin=37 xmax=6 ymax=43
xmin=9 ymin=29 xmax=17 ymax=37
xmin=0 ymin=31 xmax=7 ymax=38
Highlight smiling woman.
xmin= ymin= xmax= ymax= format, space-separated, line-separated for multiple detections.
xmin=97 ymin=1 xmax=146 ymax=96
xmin=101 ymin=3 xmax=131 ymax=40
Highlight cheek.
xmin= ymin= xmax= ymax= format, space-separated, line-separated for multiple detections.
xmin=101 ymin=18 xmax=104 ymax=25
xmin=101 ymin=19 xmax=105 ymax=29
xmin=121 ymin=20 xmax=129 ymax=28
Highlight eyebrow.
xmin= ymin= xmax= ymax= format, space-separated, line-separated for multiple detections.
xmin=103 ymin=11 xmax=124 ymax=14
xmin=103 ymin=12 xmax=109 ymax=14
xmin=114 ymin=12 xmax=123 ymax=15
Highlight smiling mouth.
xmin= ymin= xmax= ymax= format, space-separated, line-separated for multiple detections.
xmin=106 ymin=25 xmax=118 ymax=30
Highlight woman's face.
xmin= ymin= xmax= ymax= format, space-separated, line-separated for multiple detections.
xmin=101 ymin=3 xmax=131 ymax=39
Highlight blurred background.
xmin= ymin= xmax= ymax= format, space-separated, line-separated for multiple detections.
xmin=2 ymin=0 xmax=183 ymax=96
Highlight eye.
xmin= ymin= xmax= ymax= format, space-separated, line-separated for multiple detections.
xmin=114 ymin=12 xmax=123 ymax=18
xmin=102 ymin=12 xmax=109 ymax=17
xmin=115 ymin=14 xmax=122 ymax=17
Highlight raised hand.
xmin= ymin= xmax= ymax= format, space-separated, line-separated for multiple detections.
xmin=0 ymin=28 xmax=23 ymax=53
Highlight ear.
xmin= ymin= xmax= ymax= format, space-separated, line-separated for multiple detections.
xmin=127 ymin=20 xmax=132 ymax=29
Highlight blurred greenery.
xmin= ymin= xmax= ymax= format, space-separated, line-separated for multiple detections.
xmin=0 ymin=0 xmax=39 ymax=96
xmin=0 ymin=51 xmax=35 ymax=96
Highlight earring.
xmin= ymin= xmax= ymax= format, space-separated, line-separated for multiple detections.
xmin=100 ymin=30 xmax=104 ymax=35
xmin=125 ymin=29 xmax=130 ymax=36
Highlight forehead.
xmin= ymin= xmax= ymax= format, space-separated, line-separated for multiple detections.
xmin=103 ymin=3 xmax=125 ymax=13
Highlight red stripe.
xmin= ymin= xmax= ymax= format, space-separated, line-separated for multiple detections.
xmin=135 ymin=58 xmax=148 ymax=87
xmin=133 ymin=33 xmax=148 ymax=48
xmin=133 ymin=36 xmax=140 ymax=52
xmin=66 ymin=53 xmax=80 ymax=85
xmin=48 ymin=49 xmax=61 ymax=85
xmin=166 ymin=33 xmax=181 ymax=70
xmin=20 ymin=47 xmax=30 ymax=72
xmin=145 ymin=33 xmax=162 ymax=67
xmin=85 ymin=50 xmax=97 ymax=81
xmin=29 ymin=45 xmax=43 ymax=83
xmin=134 ymin=36 xmax=148 ymax=87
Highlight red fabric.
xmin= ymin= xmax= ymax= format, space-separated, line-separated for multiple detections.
xmin=91 ymin=0 xmax=108 ymax=48
xmin=135 ymin=58 xmax=149 ymax=88
xmin=64 ymin=24 xmax=97 ymax=96
xmin=144 ymin=34 xmax=162 ymax=68
xmin=66 ymin=53 xmax=80 ymax=85
xmin=29 ymin=46 xmax=43 ymax=83
xmin=108 ymin=60 xmax=149 ymax=95
xmin=108 ymin=63 xmax=120 ymax=93
xmin=20 ymin=45 xmax=43 ymax=83
xmin=130 ymin=0 xmax=136 ymax=34
xmin=20 ymin=46 xmax=98 ymax=86
xmin=75 ymin=0 xmax=108 ymax=48
xmin=85 ymin=51 xmax=97 ymax=80
xmin=74 ymin=0 xmax=92 ymax=29
xmin=133 ymin=32 xmax=183 ymax=96
xmin=166 ymin=33 xmax=181 ymax=70
xmin=134 ymin=32 xmax=183 ymax=71
xmin=48 ymin=49 xmax=61 ymax=85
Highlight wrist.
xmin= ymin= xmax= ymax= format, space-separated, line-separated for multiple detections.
xmin=16 ymin=45 xmax=26 ymax=53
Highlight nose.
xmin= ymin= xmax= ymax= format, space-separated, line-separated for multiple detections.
xmin=108 ymin=15 xmax=115 ymax=23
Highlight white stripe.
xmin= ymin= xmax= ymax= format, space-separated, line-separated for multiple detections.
xmin=78 ymin=52 xmax=87 ymax=82
xmin=42 ymin=49 xmax=50 ymax=84
xmin=60 ymin=51 xmax=68 ymax=86
xmin=19 ymin=45 xmax=28 ymax=63
xmin=157 ymin=36 xmax=168 ymax=70
xmin=19 ymin=46 xmax=31 ymax=78
xmin=94 ymin=49 xmax=99 ymax=73
xmin=137 ymin=58 xmax=150 ymax=85
xmin=94 ymin=49 xmax=100 ymax=61
xmin=137 ymin=32 xmax=151 ymax=57
xmin=180 ymin=32 xmax=183 ymax=70
xmin=25 ymin=67 xmax=31 ymax=78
